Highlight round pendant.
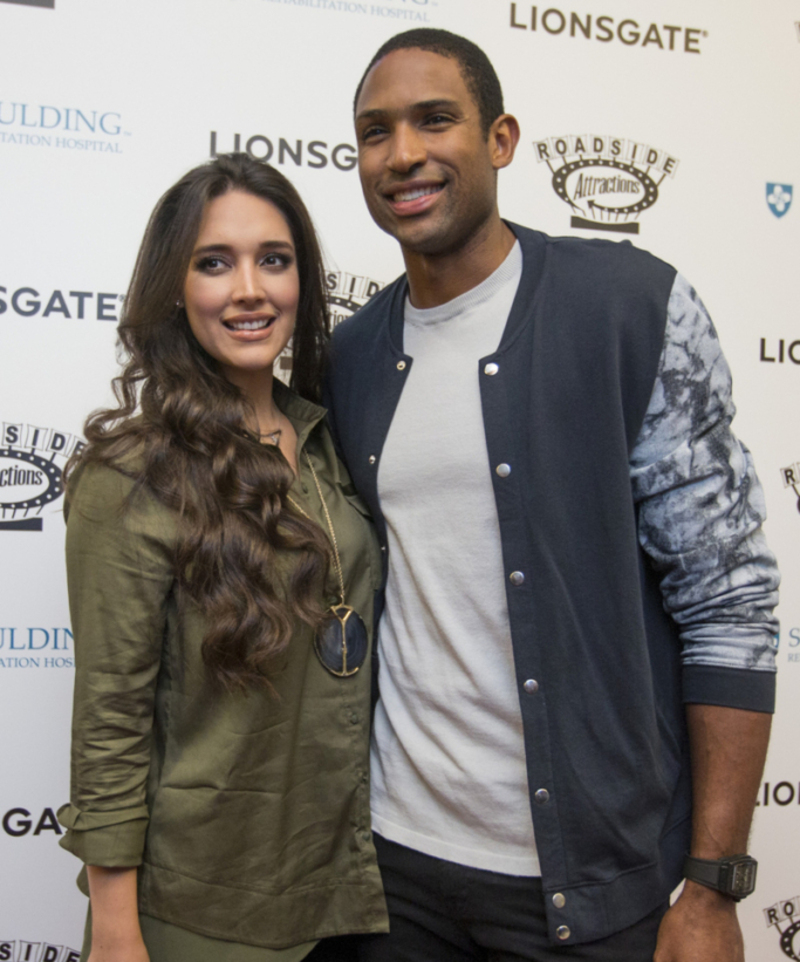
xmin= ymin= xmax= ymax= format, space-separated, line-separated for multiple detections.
xmin=314 ymin=604 xmax=368 ymax=677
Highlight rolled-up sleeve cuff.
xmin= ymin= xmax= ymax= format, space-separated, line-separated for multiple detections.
xmin=57 ymin=803 xmax=148 ymax=866
xmin=683 ymin=664 xmax=776 ymax=713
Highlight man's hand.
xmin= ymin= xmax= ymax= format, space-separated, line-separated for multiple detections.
xmin=654 ymin=881 xmax=743 ymax=962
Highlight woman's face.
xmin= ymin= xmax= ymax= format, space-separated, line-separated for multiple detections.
xmin=183 ymin=189 xmax=299 ymax=381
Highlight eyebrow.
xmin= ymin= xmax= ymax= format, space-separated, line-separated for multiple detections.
xmin=192 ymin=240 xmax=295 ymax=255
xmin=356 ymin=98 xmax=462 ymax=123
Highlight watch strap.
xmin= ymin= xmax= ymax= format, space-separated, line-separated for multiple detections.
xmin=682 ymin=854 xmax=757 ymax=901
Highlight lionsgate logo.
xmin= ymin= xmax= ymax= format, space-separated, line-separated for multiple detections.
xmin=210 ymin=132 xmax=356 ymax=172
xmin=509 ymin=5 xmax=706 ymax=53
xmin=0 ymin=943 xmax=78 ymax=962
xmin=0 ymin=100 xmax=127 ymax=153
xmin=764 ymin=896 xmax=800 ymax=960
xmin=279 ymin=270 xmax=385 ymax=371
xmin=0 ymin=285 xmax=122 ymax=321
xmin=532 ymin=135 xmax=679 ymax=234
xmin=0 ymin=421 xmax=83 ymax=531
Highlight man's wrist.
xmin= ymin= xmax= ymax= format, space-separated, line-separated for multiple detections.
xmin=682 ymin=853 xmax=757 ymax=901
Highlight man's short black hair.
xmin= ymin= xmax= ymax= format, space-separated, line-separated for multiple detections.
xmin=353 ymin=28 xmax=505 ymax=138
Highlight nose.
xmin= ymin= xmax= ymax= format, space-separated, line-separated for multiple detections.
xmin=387 ymin=122 xmax=426 ymax=174
xmin=232 ymin=261 xmax=265 ymax=306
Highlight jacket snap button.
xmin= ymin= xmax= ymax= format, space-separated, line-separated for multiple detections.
xmin=552 ymin=893 xmax=566 ymax=908
xmin=484 ymin=362 xmax=499 ymax=376
xmin=556 ymin=925 xmax=571 ymax=941
xmin=509 ymin=571 xmax=525 ymax=586
xmin=534 ymin=788 xmax=549 ymax=804
xmin=397 ymin=360 xmax=407 ymax=371
xmin=368 ymin=455 xmax=377 ymax=465
xmin=496 ymin=463 xmax=511 ymax=478
xmin=523 ymin=679 xmax=539 ymax=694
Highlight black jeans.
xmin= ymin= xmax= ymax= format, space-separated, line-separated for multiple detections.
xmin=354 ymin=834 xmax=668 ymax=962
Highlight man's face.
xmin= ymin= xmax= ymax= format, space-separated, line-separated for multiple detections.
xmin=354 ymin=48 xmax=500 ymax=257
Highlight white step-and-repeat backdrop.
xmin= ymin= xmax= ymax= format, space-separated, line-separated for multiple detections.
xmin=1 ymin=0 xmax=798 ymax=958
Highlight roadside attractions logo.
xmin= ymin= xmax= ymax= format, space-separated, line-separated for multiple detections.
xmin=210 ymin=132 xmax=356 ymax=172
xmin=326 ymin=270 xmax=385 ymax=327
xmin=278 ymin=269 xmax=386 ymax=371
xmin=260 ymin=0 xmax=437 ymax=23
xmin=0 ymin=943 xmax=78 ymax=962
xmin=509 ymin=5 xmax=706 ymax=52
xmin=0 ymin=100 xmax=127 ymax=154
xmin=780 ymin=461 xmax=800 ymax=516
xmin=0 ymin=421 xmax=83 ymax=532
xmin=764 ymin=896 xmax=800 ymax=960
xmin=532 ymin=135 xmax=679 ymax=234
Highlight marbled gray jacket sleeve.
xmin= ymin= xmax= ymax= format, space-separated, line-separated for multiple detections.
xmin=630 ymin=274 xmax=779 ymax=691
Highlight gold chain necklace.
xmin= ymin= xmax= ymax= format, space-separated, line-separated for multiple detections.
xmin=286 ymin=451 xmax=367 ymax=677
xmin=287 ymin=452 xmax=345 ymax=606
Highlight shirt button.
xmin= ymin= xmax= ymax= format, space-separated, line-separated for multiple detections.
xmin=397 ymin=360 xmax=407 ymax=371
xmin=496 ymin=463 xmax=511 ymax=478
xmin=556 ymin=925 xmax=571 ymax=941
xmin=509 ymin=571 xmax=525 ymax=586
xmin=484 ymin=362 xmax=499 ymax=376
xmin=361 ymin=831 xmax=371 ymax=842
xmin=534 ymin=788 xmax=550 ymax=805
xmin=523 ymin=679 xmax=539 ymax=694
xmin=552 ymin=893 xmax=566 ymax=908
xmin=368 ymin=455 xmax=377 ymax=465
xmin=350 ymin=713 xmax=359 ymax=725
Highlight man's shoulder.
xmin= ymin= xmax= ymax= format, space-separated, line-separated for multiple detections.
xmin=512 ymin=222 xmax=676 ymax=280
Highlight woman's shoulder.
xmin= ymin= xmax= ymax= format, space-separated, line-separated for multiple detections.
xmin=66 ymin=452 xmax=175 ymax=537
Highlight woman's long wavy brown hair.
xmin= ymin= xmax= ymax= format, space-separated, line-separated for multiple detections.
xmin=65 ymin=153 xmax=333 ymax=692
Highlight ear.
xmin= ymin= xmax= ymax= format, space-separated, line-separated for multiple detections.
xmin=489 ymin=113 xmax=520 ymax=171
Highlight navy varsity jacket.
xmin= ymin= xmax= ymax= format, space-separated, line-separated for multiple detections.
xmin=325 ymin=224 xmax=778 ymax=945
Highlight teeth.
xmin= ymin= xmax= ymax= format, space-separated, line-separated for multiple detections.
xmin=394 ymin=185 xmax=442 ymax=203
xmin=228 ymin=318 xmax=271 ymax=331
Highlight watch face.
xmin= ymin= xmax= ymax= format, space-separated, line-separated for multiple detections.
xmin=729 ymin=859 xmax=757 ymax=897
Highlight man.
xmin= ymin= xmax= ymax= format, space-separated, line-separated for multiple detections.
xmin=325 ymin=28 xmax=779 ymax=962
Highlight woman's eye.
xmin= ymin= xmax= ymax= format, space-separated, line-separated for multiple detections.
xmin=196 ymin=255 xmax=227 ymax=272
xmin=262 ymin=253 xmax=292 ymax=268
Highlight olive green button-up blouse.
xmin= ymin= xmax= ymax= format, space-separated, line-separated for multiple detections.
xmin=58 ymin=386 xmax=388 ymax=950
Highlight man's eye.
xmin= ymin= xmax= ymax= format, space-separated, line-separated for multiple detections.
xmin=361 ymin=125 xmax=387 ymax=142
xmin=426 ymin=114 xmax=452 ymax=126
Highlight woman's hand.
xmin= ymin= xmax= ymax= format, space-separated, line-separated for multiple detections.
xmin=86 ymin=866 xmax=150 ymax=962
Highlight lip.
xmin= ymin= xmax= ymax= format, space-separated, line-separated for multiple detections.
xmin=221 ymin=312 xmax=278 ymax=340
xmin=383 ymin=180 xmax=445 ymax=217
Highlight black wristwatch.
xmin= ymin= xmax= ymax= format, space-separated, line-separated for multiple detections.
xmin=682 ymin=854 xmax=758 ymax=901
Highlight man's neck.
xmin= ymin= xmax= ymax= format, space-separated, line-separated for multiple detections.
xmin=403 ymin=215 xmax=516 ymax=309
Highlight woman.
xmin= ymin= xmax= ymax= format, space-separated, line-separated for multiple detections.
xmin=58 ymin=154 xmax=387 ymax=962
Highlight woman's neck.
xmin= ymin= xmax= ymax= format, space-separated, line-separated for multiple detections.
xmin=224 ymin=365 xmax=281 ymax=432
